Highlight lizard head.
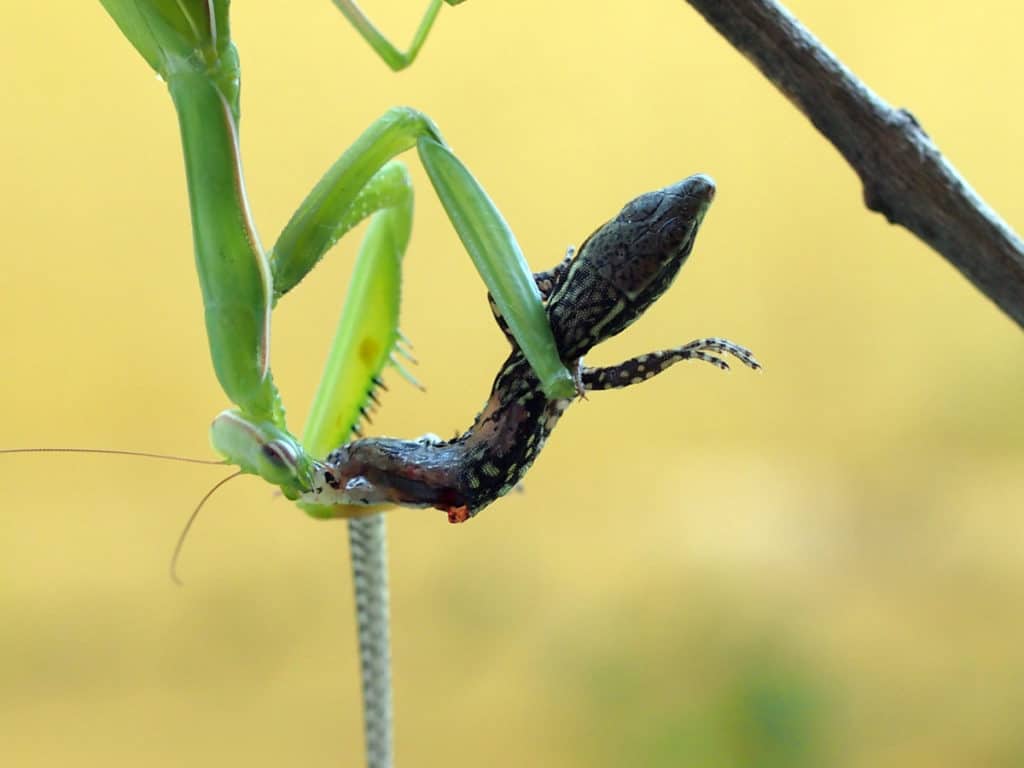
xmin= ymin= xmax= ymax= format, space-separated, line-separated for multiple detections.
xmin=596 ymin=173 xmax=716 ymax=300
xmin=547 ymin=174 xmax=717 ymax=360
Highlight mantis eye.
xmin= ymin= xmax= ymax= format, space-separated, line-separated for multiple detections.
xmin=210 ymin=411 xmax=309 ymax=490
xmin=262 ymin=440 xmax=298 ymax=471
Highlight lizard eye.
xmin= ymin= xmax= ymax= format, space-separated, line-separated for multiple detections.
xmin=657 ymin=215 xmax=693 ymax=252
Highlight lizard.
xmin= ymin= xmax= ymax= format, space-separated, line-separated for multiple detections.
xmin=301 ymin=174 xmax=760 ymax=521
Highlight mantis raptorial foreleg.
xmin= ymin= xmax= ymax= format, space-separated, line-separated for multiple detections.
xmin=488 ymin=248 xmax=576 ymax=346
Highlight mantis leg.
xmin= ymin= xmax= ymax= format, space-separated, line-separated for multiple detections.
xmin=417 ymin=138 xmax=575 ymax=398
xmin=332 ymin=0 xmax=446 ymax=71
xmin=299 ymin=161 xmax=415 ymax=463
xmin=581 ymin=338 xmax=762 ymax=391
xmin=487 ymin=247 xmax=575 ymax=345
xmin=271 ymin=109 xmax=441 ymax=302
xmin=271 ymin=108 xmax=574 ymax=400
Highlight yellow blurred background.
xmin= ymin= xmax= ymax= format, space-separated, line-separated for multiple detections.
xmin=2 ymin=1 xmax=1023 ymax=766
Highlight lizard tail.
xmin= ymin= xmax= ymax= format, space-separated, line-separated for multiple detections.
xmin=349 ymin=513 xmax=393 ymax=768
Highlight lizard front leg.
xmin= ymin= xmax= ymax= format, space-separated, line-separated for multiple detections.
xmin=581 ymin=337 xmax=761 ymax=391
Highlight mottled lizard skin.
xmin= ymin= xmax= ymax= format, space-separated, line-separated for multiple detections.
xmin=302 ymin=175 xmax=760 ymax=521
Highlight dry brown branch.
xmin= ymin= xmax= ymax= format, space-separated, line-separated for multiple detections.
xmin=685 ymin=0 xmax=1024 ymax=328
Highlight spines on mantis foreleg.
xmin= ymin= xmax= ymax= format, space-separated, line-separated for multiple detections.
xmin=581 ymin=338 xmax=761 ymax=391
xmin=349 ymin=369 xmax=394 ymax=439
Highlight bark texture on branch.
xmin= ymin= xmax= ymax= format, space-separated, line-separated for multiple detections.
xmin=685 ymin=0 xmax=1024 ymax=328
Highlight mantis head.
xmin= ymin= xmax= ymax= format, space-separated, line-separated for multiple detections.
xmin=209 ymin=410 xmax=319 ymax=500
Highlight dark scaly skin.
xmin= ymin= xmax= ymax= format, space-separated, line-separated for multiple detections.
xmin=313 ymin=354 xmax=563 ymax=522
xmin=581 ymin=338 xmax=760 ymax=389
xmin=302 ymin=175 xmax=760 ymax=521
xmin=546 ymin=175 xmax=717 ymax=361
xmin=488 ymin=175 xmax=716 ymax=360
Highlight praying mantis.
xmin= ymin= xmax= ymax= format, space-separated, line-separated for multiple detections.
xmin=94 ymin=2 xmax=573 ymax=767
xmin=1 ymin=3 xmax=755 ymax=768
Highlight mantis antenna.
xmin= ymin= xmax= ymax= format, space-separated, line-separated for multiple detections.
xmin=170 ymin=470 xmax=245 ymax=586
xmin=0 ymin=447 xmax=226 ymax=465
xmin=1 ymin=447 xmax=241 ymax=585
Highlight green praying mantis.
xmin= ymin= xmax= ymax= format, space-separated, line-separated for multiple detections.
xmin=1 ymin=3 xmax=754 ymax=768
xmin=89 ymin=2 xmax=575 ymax=768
